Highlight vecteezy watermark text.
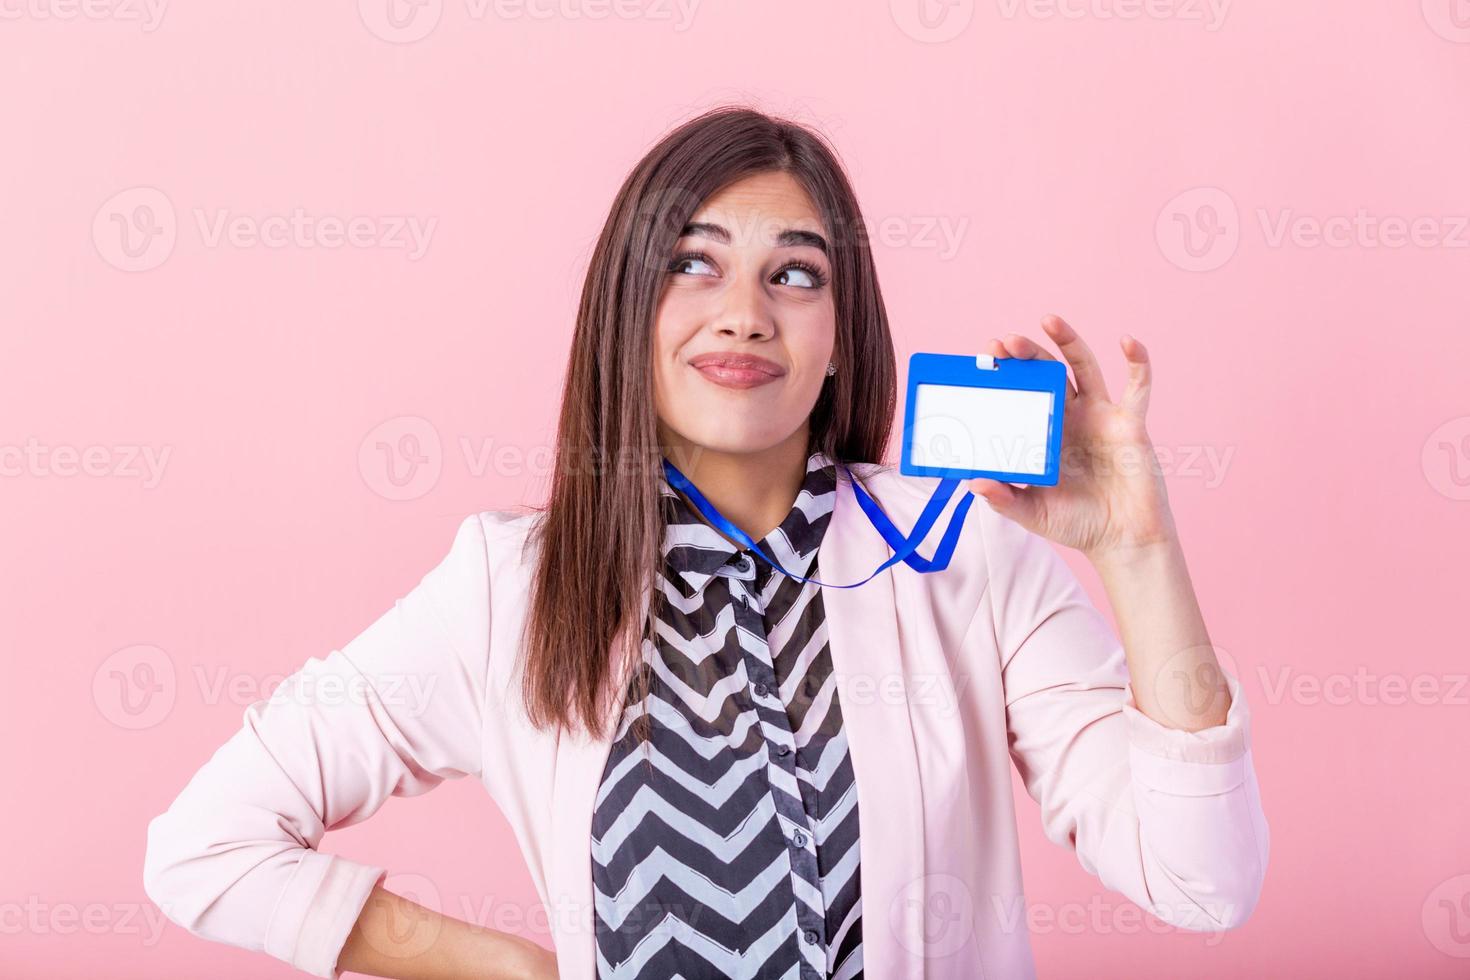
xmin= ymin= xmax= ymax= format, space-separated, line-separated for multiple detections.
xmin=357 ymin=0 xmax=702 ymax=43
xmin=995 ymin=0 xmax=1229 ymax=30
xmin=0 ymin=0 xmax=168 ymax=31
xmin=93 ymin=187 xmax=437 ymax=272
xmin=1157 ymin=186 xmax=1470 ymax=272
xmin=0 ymin=439 xmax=170 ymax=488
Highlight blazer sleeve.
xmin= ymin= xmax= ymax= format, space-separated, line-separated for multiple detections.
xmin=142 ymin=514 xmax=495 ymax=978
xmin=979 ymin=508 xmax=1269 ymax=930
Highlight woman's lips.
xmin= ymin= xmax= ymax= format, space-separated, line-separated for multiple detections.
xmin=688 ymin=353 xmax=786 ymax=390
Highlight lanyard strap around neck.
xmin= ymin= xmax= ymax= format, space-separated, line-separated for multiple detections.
xmin=660 ymin=458 xmax=976 ymax=590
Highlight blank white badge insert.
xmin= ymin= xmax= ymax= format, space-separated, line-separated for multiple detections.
xmin=909 ymin=383 xmax=1053 ymax=477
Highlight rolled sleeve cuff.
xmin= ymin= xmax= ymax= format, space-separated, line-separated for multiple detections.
xmin=1123 ymin=669 xmax=1251 ymax=784
xmin=265 ymin=850 xmax=387 ymax=979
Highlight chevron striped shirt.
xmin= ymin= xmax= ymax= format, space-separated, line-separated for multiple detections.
xmin=590 ymin=449 xmax=864 ymax=980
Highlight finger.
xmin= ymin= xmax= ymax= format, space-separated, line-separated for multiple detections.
xmin=984 ymin=337 xmax=1008 ymax=359
xmin=1001 ymin=332 xmax=1077 ymax=400
xmin=1040 ymin=314 xmax=1111 ymax=401
xmin=1119 ymin=334 xmax=1151 ymax=416
xmin=968 ymin=477 xmax=1041 ymax=527
xmin=1000 ymin=333 xmax=1059 ymax=362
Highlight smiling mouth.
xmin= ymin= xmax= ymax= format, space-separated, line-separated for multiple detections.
xmin=688 ymin=353 xmax=785 ymax=391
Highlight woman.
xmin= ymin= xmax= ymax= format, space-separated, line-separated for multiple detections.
xmin=143 ymin=106 xmax=1268 ymax=980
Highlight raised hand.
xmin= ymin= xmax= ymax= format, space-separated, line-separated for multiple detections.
xmin=968 ymin=314 xmax=1178 ymax=563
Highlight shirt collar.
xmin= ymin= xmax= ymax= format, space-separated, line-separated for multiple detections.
xmin=659 ymin=449 xmax=839 ymax=597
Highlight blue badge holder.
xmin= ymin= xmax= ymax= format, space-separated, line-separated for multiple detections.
xmin=899 ymin=352 xmax=1068 ymax=487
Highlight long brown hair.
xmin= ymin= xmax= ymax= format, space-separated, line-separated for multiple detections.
xmin=521 ymin=105 xmax=897 ymax=738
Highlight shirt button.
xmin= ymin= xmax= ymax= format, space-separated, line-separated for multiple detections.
xmin=775 ymin=744 xmax=791 ymax=757
xmin=791 ymin=830 xmax=806 ymax=848
xmin=802 ymin=928 xmax=820 ymax=945
xmin=753 ymin=682 xmax=769 ymax=698
xmin=735 ymin=554 xmax=752 ymax=572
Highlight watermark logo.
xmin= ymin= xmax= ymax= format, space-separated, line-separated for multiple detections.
xmin=1156 ymin=186 xmax=1239 ymax=272
xmin=367 ymin=872 xmax=445 ymax=959
xmin=359 ymin=0 xmax=443 ymax=42
xmin=359 ymin=415 xmax=444 ymax=501
xmin=891 ymin=0 xmax=975 ymax=42
xmin=1421 ymin=416 xmax=1470 ymax=501
xmin=93 ymin=644 xmax=176 ymax=730
xmin=1148 ymin=645 xmax=1240 ymax=730
xmin=1422 ymin=0 xmax=1470 ymax=42
xmin=890 ymin=872 xmax=975 ymax=957
xmin=93 ymin=187 xmax=177 ymax=273
xmin=1423 ymin=874 xmax=1470 ymax=958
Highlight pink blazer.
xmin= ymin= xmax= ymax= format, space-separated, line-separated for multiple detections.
xmin=143 ymin=462 xmax=1269 ymax=979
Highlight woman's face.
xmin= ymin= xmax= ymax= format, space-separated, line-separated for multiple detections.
xmin=652 ymin=170 xmax=836 ymax=458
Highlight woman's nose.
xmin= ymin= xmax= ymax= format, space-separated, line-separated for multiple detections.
xmin=709 ymin=272 xmax=774 ymax=340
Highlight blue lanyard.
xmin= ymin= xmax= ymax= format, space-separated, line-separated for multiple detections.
xmin=660 ymin=458 xmax=977 ymax=589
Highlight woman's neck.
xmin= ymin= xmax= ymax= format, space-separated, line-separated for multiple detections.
xmin=661 ymin=426 xmax=812 ymax=545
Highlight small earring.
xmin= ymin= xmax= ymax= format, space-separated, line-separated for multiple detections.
xmin=825 ymin=361 xmax=838 ymax=377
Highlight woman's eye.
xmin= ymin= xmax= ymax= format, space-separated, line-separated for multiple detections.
xmin=773 ymin=265 xmax=825 ymax=289
xmin=668 ymin=254 xmax=716 ymax=277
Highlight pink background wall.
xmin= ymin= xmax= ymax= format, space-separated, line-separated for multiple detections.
xmin=3 ymin=1 xmax=1467 ymax=977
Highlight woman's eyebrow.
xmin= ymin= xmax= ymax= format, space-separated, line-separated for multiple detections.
xmin=679 ymin=221 xmax=829 ymax=255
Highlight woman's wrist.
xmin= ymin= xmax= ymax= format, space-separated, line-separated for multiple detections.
xmin=1085 ymin=533 xmax=1180 ymax=576
xmin=1082 ymin=531 xmax=1232 ymax=730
